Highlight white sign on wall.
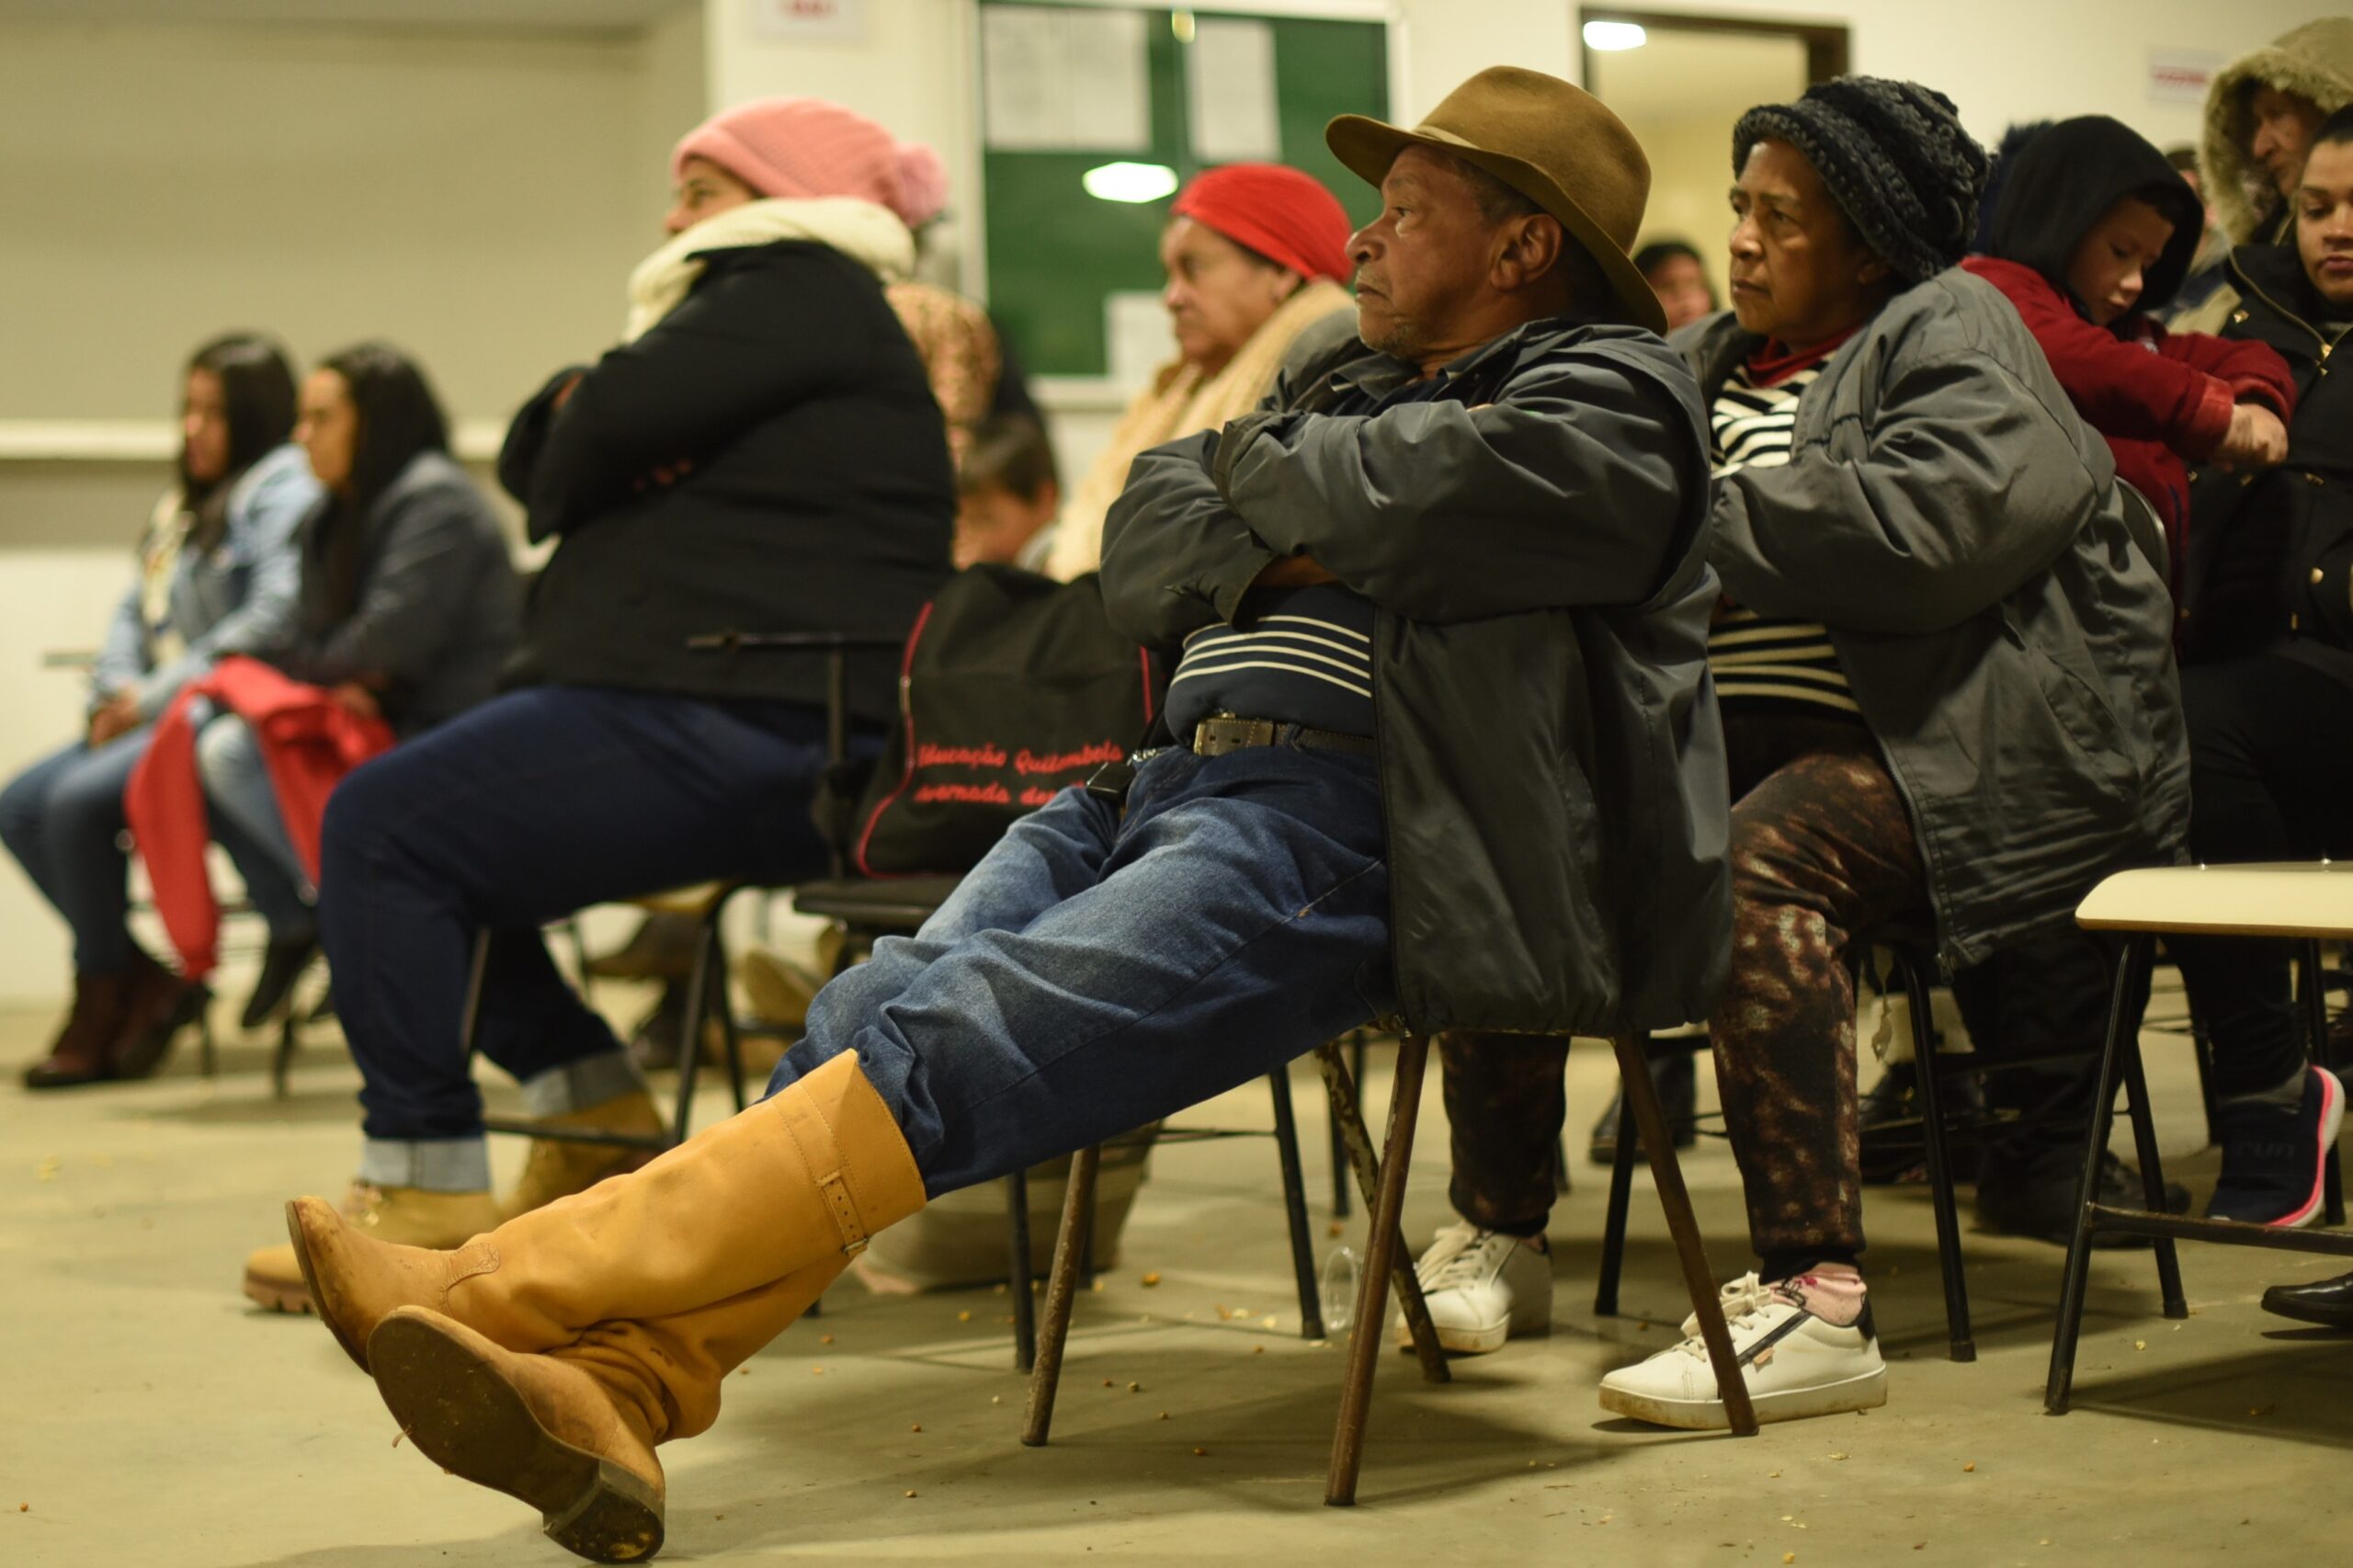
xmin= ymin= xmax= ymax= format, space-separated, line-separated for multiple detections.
xmin=1188 ymin=17 xmax=1281 ymax=165
xmin=982 ymin=5 xmax=1151 ymax=153
xmin=752 ymin=0 xmax=868 ymax=42
xmin=2149 ymin=48 xmax=2223 ymax=106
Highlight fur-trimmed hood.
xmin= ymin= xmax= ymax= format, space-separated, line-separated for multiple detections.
xmin=2200 ymin=18 xmax=2353 ymax=244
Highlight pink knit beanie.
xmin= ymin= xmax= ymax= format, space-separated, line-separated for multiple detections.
xmin=673 ymin=97 xmax=948 ymax=229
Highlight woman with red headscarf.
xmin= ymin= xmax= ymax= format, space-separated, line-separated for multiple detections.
xmin=1043 ymin=162 xmax=1357 ymax=580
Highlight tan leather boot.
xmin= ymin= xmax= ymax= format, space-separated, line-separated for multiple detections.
xmin=370 ymin=1307 xmax=667 ymax=1563
xmin=245 ymin=1181 xmax=500 ymax=1313
xmin=368 ymin=1255 xmax=852 ymax=1562
xmin=345 ymin=1053 xmax=922 ymax=1560
xmin=498 ymin=1090 xmax=667 ymax=1221
xmin=290 ymin=1051 xmax=924 ymax=1369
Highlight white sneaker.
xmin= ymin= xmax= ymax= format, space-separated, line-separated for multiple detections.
xmin=1597 ymin=1272 xmax=1887 ymax=1429
xmin=1395 ymin=1221 xmax=1552 ymax=1354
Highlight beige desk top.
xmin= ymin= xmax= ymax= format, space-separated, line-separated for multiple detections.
xmin=2075 ymin=862 xmax=2353 ymax=939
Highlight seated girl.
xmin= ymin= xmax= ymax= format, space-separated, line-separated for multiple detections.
xmin=1 ymin=335 xmax=318 ymax=1087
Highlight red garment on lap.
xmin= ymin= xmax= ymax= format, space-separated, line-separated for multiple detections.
xmin=124 ymin=654 xmax=392 ymax=978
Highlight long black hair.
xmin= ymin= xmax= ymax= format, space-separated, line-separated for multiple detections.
xmin=183 ymin=333 xmax=297 ymax=530
xmin=313 ymin=342 xmax=450 ymax=621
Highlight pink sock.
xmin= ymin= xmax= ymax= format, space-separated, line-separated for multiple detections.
xmin=1776 ymin=1262 xmax=1866 ymax=1327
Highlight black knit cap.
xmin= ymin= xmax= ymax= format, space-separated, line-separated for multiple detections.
xmin=1733 ymin=76 xmax=1991 ymax=285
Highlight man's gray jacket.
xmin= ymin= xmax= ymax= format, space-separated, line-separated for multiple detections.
xmin=1101 ymin=315 xmax=1731 ymax=1037
xmin=1679 ymin=268 xmax=2190 ymax=973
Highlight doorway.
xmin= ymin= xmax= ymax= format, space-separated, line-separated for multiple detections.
xmin=1580 ymin=8 xmax=1851 ymax=314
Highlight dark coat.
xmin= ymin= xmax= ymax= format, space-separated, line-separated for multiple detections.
xmin=1103 ymin=317 xmax=1730 ymax=1037
xmin=498 ymin=239 xmax=955 ymax=724
xmin=1680 ymin=269 xmax=2189 ymax=973
xmin=278 ymin=451 xmax=519 ymax=735
xmin=2180 ymin=243 xmax=2353 ymax=686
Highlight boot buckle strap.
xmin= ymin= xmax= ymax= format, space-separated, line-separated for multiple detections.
xmin=819 ymin=1171 xmax=870 ymax=1255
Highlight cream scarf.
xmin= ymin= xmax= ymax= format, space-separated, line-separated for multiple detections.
xmin=1045 ymin=278 xmax=1356 ymax=581
xmin=623 ymin=198 xmax=916 ymax=342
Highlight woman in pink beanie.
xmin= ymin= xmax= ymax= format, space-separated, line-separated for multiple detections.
xmin=669 ymin=97 xmax=1013 ymax=464
xmin=671 ymin=96 xmax=947 ymax=230
xmin=236 ymin=97 xmax=961 ymax=1302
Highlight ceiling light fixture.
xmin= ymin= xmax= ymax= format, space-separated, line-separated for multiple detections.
xmin=1083 ymin=161 xmax=1181 ymax=204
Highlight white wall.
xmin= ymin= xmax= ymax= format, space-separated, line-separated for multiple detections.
xmin=0 ymin=14 xmax=704 ymax=426
xmin=0 ymin=10 xmax=705 ymax=1004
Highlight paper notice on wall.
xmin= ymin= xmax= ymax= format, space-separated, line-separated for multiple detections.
xmin=2149 ymin=48 xmax=2223 ymax=105
xmin=983 ymin=4 xmax=1151 ymax=153
xmin=1188 ymin=17 xmax=1280 ymax=165
xmin=750 ymin=0 xmax=866 ymax=41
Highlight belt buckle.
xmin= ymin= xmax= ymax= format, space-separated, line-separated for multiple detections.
xmin=1197 ymin=716 xmax=1278 ymax=757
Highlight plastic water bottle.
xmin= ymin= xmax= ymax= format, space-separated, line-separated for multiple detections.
xmin=1320 ymin=1244 xmax=1361 ymax=1334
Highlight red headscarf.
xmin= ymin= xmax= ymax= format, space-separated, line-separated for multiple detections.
xmin=1171 ymin=164 xmax=1355 ymax=283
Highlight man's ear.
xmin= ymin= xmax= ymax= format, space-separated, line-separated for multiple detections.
xmin=1493 ymin=213 xmax=1567 ymax=294
xmin=1856 ymin=252 xmax=1893 ymax=289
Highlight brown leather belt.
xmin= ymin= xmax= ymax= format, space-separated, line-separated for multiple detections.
xmin=1191 ymin=715 xmax=1379 ymax=759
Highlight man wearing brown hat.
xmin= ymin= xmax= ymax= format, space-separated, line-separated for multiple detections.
xmin=278 ymin=68 xmax=1726 ymax=1562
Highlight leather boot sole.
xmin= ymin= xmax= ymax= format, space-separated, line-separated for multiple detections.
xmin=283 ymin=1200 xmax=362 ymax=1364
xmin=21 ymin=1062 xmax=115 ymax=1089
xmin=369 ymin=1312 xmax=665 ymax=1563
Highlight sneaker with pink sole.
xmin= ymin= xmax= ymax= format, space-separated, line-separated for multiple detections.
xmin=2208 ymin=1065 xmax=2346 ymax=1227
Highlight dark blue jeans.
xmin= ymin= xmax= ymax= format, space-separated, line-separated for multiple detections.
xmin=0 ymin=724 xmax=313 ymax=972
xmin=319 ymin=685 xmax=841 ymax=1165
xmin=768 ymin=741 xmax=1393 ymax=1197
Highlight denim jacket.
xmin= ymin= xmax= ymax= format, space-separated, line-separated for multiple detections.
xmin=91 ymin=443 xmax=320 ymax=719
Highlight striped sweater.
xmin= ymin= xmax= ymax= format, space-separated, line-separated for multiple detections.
xmin=1707 ymin=357 xmax=1858 ymax=717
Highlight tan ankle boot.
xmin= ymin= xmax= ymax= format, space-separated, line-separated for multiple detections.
xmin=246 ymin=1181 xmax=499 ymax=1313
xmin=499 ymin=1090 xmax=667 ymax=1221
xmin=290 ymin=1051 xmax=924 ymax=1370
xmin=370 ymin=1307 xmax=666 ymax=1563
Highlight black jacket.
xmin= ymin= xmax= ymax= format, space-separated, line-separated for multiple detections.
xmin=2181 ymin=243 xmax=2353 ymax=681
xmin=1682 ymin=270 xmax=2188 ymax=972
xmin=1103 ymin=317 xmax=1730 ymax=1037
xmin=498 ymin=239 xmax=955 ymax=723
xmin=278 ymin=450 xmax=518 ymax=735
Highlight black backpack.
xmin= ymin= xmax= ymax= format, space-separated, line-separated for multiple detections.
xmin=843 ymin=565 xmax=1167 ymax=878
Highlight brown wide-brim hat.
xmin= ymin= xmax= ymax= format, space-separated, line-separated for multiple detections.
xmin=1327 ymin=65 xmax=1665 ymax=335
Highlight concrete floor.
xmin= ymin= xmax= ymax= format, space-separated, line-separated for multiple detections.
xmin=2 ymin=978 xmax=2348 ymax=1568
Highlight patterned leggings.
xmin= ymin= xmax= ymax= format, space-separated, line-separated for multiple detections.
xmin=1444 ymin=714 xmax=1928 ymax=1260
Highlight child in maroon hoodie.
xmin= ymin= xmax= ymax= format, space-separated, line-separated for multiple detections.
xmin=1965 ymin=115 xmax=2296 ymax=561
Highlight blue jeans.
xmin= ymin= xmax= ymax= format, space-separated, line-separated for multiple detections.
xmin=0 ymin=720 xmax=312 ymax=971
xmin=318 ymin=685 xmax=845 ymax=1187
xmin=769 ymin=741 xmax=1393 ymax=1197
xmin=190 ymin=710 xmax=313 ymax=937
